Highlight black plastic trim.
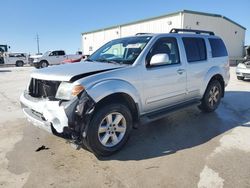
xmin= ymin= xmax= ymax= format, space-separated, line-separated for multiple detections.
xmin=141 ymin=99 xmax=200 ymax=122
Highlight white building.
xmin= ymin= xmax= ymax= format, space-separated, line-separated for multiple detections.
xmin=81 ymin=10 xmax=246 ymax=59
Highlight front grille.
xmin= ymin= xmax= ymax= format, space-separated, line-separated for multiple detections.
xmin=29 ymin=78 xmax=61 ymax=99
xmin=243 ymin=73 xmax=250 ymax=78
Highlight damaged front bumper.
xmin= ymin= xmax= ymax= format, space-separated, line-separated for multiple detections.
xmin=20 ymin=91 xmax=95 ymax=136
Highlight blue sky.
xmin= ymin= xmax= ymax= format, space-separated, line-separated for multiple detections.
xmin=0 ymin=0 xmax=249 ymax=54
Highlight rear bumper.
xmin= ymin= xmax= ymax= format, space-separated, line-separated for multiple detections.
xmin=20 ymin=92 xmax=75 ymax=133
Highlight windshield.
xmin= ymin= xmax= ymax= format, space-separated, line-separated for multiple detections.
xmin=88 ymin=36 xmax=152 ymax=65
xmin=0 ymin=45 xmax=8 ymax=53
xmin=43 ymin=51 xmax=51 ymax=56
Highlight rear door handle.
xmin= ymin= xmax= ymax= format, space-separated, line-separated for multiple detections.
xmin=177 ymin=69 xmax=185 ymax=75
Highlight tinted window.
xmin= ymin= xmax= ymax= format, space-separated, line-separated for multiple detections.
xmin=50 ymin=51 xmax=58 ymax=56
xmin=0 ymin=45 xmax=7 ymax=52
xmin=147 ymin=37 xmax=180 ymax=66
xmin=209 ymin=38 xmax=228 ymax=57
xmin=58 ymin=51 xmax=65 ymax=56
xmin=183 ymin=38 xmax=207 ymax=62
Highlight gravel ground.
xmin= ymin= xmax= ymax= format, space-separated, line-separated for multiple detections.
xmin=0 ymin=66 xmax=249 ymax=188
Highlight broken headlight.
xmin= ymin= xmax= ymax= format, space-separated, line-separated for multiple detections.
xmin=56 ymin=82 xmax=85 ymax=100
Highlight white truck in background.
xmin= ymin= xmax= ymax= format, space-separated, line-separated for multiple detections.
xmin=32 ymin=50 xmax=83 ymax=68
xmin=3 ymin=53 xmax=29 ymax=66
xmin=0 ymin=45 xmax=28 ymax=66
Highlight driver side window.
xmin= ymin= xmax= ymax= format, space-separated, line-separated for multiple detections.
xmin=146 ymin=37 xmax=180 ymax=67
xmin=50 ymin=51 xmax=58 ymax=56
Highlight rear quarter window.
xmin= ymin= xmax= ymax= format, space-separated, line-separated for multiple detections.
xmin=209 ymin=38 xmax=228 ymax=57
xmin=182 ymin=38 xmax=207 ymax=63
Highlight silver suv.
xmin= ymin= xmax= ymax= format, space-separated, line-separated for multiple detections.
xmin=20 ymin=29 xmax=230 ymax=156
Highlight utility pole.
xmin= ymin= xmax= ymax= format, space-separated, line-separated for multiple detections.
xmin=36 ymin=34 xmax=40 ymax=54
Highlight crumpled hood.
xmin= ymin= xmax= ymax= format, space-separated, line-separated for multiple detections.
xmin=31 ymin=61 xmax=125 ymax=81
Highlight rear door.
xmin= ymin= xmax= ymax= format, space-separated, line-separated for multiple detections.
xmin=57 ymin=50 xmax=66 ymax=63
xmin=142 ymin=37 xmax=187 ymax=113
xmin=182 ymin=37 xmax=209 ymax=99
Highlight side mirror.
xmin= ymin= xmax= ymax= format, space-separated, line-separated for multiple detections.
xmin=150 ymin=54 xmax=170 ymax=66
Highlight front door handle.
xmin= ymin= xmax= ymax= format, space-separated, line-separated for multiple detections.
xmin=177 ymin=69 xmax=185 ymax=75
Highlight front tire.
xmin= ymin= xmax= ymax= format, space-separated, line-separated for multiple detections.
xmin=86 ymin=103 xmax=132 ymax=157
xmin=40 ymin=61 xmax=48 ymax=68
xmin=237 ymin=76 xmax=244 ymax=80
xmin=16 ymin=61 xmax=24 ymax=67
xmin=199 ymin=80 xmax=222 ymax=113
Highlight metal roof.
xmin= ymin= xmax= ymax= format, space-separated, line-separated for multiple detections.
xmin=183 ymin=10 xmax=246 ymax=30
xmin=82 ymin=10 xmax=246 ymax=35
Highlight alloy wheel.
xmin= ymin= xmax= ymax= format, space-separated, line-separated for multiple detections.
xmin=98 ymin=112 xmax=127 ymax=147
xmin=208 ymin=86 xmax=220 ymax=107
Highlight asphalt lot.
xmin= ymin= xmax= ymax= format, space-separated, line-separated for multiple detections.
xmin=0 ymin=66 xmax=249 ymax=188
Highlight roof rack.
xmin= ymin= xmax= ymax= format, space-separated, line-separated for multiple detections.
xmin=170 ymin=28 xmax=215 ymax=35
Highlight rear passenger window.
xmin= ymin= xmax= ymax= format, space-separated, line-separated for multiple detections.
xmin=183 ymin=38 xmax=207 ymax=63
xmin=58 ymin=51 xmax=66 ymax=56
xmin=209 ymin=38 xmax=228 ymax=57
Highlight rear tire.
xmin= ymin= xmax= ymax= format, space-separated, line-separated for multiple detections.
xmin=16 ymin=61 xmax=24 ymax=67
xmin=199 ymin=80 xmax=222 ymax=113
xmin=237 ymin=76 xmax=244 ymax=80
xmin=0 ymin=57 xmax=4 ymax=64
xmin=86 ymin=103 xmax=133 ymax=157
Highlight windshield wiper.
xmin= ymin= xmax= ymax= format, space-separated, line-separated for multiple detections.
xmin=95 ymin=58 xmax=121 ymax=64
xmin=85 ymin=58 xmax=94 ymax=62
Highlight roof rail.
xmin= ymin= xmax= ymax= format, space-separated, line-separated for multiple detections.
xmin=170 ymin=28 xmax=215 ymax=35
xmin=135 ymin=33 xmax=153 ymax=36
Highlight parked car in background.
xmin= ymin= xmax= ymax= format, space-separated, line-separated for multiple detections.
xmin=236 ymin=45 xmax=250 ymax=81
xmin=20 ymin=29 xmax=230 ymax=156
xmin=236 ymin=61 xmax=250 ymax=80
xmin=32 ymin=50 xmax=82 ymax=68
xmin=0 ymin=53 xmax=28 ymax=66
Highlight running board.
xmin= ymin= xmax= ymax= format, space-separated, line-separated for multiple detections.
xmin=140 ymin=100 xmax=200 ymax=123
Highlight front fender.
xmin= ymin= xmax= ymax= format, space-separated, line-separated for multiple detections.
xmin=200 ymin=66 xmax=224 ymax=96
xmin=86 ymin=79 xmax=142 ymax=112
